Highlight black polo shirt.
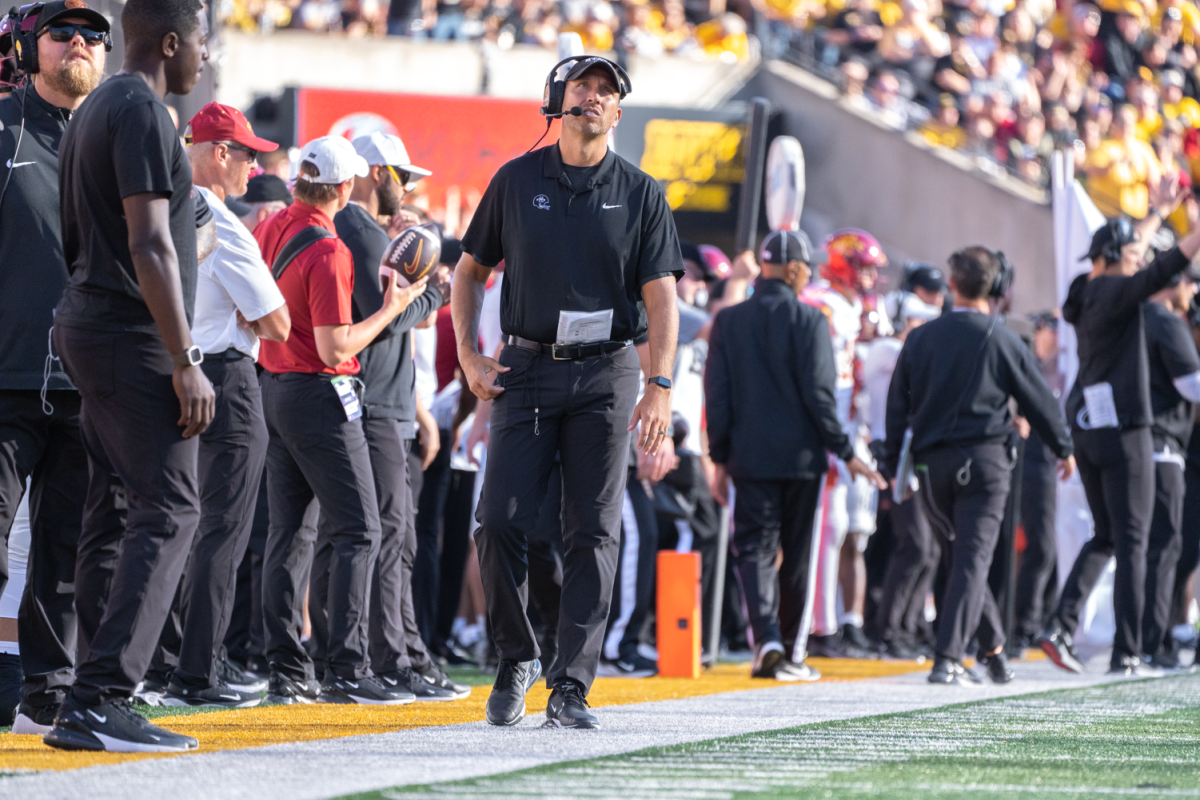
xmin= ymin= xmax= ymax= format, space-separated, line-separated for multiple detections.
xmin=1145 ymin=301 xmax=1200 ymax=451
xmin=461 ymin=144 xmax=683 ymax=344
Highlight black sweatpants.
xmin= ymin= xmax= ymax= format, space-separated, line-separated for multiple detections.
xmin=603 ymin=468 xmax=659 ymax=662
xmin=916 ymin=442 xmax=1011 ymax=662
xmin=729 ymin=476 xmax=823 ymax=654
xmin=1014 ymin=437 xmax=1059 ymax=642
xmin=261 ymin=371 xmax=381 ymax=682
xmin=0 ymin=390 xmax=86 ymax=709
xmin=875 ymin=495 xmax=938 ymax=645
xmin=1054 ymin=426 xmax=1153 ymax=664
xmin=55 ymin=325 xmax=200 ymax=706
xmin=476 ymin=344 xmax=639 ymax=693
xmin=1143 ymin=449 xmax=1186 ymax=659
xmin=413 ymin=428 xmax=451 ymax=647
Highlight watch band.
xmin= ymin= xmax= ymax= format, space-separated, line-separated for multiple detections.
xmin=648 ymin=376 xmax=672 ymax=390
xmin=172 ymin=346 xmax=204 ymax=369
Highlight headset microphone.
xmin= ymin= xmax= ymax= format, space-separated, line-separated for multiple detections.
xmin=566 ymin=107 xmax=583 ymax=117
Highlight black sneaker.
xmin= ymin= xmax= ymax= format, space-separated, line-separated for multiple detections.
xmin=1109 ymin=655 xmax=1163 ymax=677
xmin=43 ymin=696 xmax=199 ymax=753
xmin=975 ymin=650 xmax=1015 ymax=683
xmin=132 ymin=671 xmax=170 ymax=707
xmin=217 ymin=658 xmax=268 ymax=693
xmin=806 ymin=633 xmax=845 ymax=658
xmin=597 ymin=653 xmax=658 ymax=678
xmin=543 ymin=681 xmax=598 ymax=729
xmin=1038 ymin=624 xmax=1084 ymax=674
xmin=321 ymin=674 xmax=416 ymax=705
xmin=841 ymin=625 xmax=879 ymax=660
xmin=261 ymin=672 xmax=323 ymax=706
xmin=12 ymin=701 xmax=58 ymax=735
xmin=161 ymin=679 xmax=262 ymax=708
xmin=413 ymin=661 xmax=471 ymax=699
xmin=928 ymin=656 xmax=981 ymax=686
xmin=881 ymin=639 xmax=926 ymax=663
xmin=377 ymin=668 xmax=445 ymax=702
xmin=485 ymin=658 xmax=542 ymax=726
xmin=0 ymin=653 xmax=20 ymax=727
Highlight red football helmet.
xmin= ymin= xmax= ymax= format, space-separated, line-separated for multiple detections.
xmin=822 ymin=228 xmax=887 ymax=293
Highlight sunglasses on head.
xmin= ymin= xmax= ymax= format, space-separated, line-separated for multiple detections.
xmin=44 ymin=23 xmax=106 ymax=46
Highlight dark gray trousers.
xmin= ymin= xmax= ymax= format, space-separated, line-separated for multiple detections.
xmin=603 ymin=468 xmax=659 ymax=661
xmin=55 ymin=325 xmax=200 ymax=706
xmin=476 ymin=344 xmax=639 ymax=693
xmin=1144 ymin=453 xmax=1185 ymax=659
xmin=1014 ymin=439 xmax=1059 ymax=641
xmin=261 ymin=371 xmax=380 ymax=682
xmin=0 ymin=390 xmax=86 ymax=709
xmin=875 ymin=495 xmax=938 ymax=645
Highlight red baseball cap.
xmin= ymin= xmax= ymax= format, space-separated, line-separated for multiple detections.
xmin=186 ymin=103 xmax=278 ymax=152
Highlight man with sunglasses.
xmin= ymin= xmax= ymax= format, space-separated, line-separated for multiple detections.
xmin=0 ymin=0 xmax=109 ymax=734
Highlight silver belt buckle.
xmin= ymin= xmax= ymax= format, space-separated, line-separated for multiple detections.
xmin=551 ymin=343 xmax=572 ymax=361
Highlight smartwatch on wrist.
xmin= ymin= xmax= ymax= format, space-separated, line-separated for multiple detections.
xmin=647 ymin=376 xmax=672 ymax=390
xmin=172 ymin=345 xmax=204 ymax=369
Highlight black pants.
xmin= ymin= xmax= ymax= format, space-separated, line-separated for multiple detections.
xmin=529 ymin=460 xmax=564 ymax=674
xmin=729 ymin=476 xmax=823 ymax=653
xmin=0 ymin=390 xmax=86 ymax=709
xmin=413 ymin=427 xmax=451 ymax=647
xmin=261 ymin=372 xmax=381 ymax=682
xmin=1054 ymin=426 xmax=1153 ymax=663
xmin=875 ymin=494 xmax=938 ymax=645
xmin=1172 ymin=457 xmax=1200 ymax=634
xmin=476 ymin=344 xmax=639 ymax=693
xmin=1014 ymin=446 xmax=1059 ymax=641
xmin=434 ymin=468 xmax=477 ymax=649
xmin=603 ymin=468 xmax=659 ymax=661
xmin=312 ymin=421 xmax=430 ymax=675
xmin=916 ymin=442 xmax=1011 ymax=662
xmin=224 ymin=473 xmax=268 ymax=667
xmin=1144 ymin=452 xmax=1186 ymax=659
xmin=55 ymin=325 xmax=200 ymax=706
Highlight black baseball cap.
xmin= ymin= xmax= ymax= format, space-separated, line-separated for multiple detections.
xmin=34 ymin=1 xmax=110 ymax=34
xmin=760 ymin=230 xmax=826 ymax=266
xmin=562 ymin=56 xmax=631 ymax=99
xmin=242 ymin=174 xmax=292 ymax=205
xmin=902 ymin=262 xmax=947 ymax=294
xmin=1082 ymin=217 xmax=1136 ymax=261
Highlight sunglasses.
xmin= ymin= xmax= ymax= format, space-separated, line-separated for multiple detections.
xmin=44 ymin=23 xmax=106 ymax=46
xmin=386 ymin=165 xmax=413 ymax=187
xmin=220 ymin=141 xmax=258 ymax=161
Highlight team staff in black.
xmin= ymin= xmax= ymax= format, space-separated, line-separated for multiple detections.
xmin=44 ymin=0 xmax=215 ymax=753
xmin=707 ymin=231 xmax=884 ymax=682
xmin=453 ymin=55 xmax=681 ymax=729
xmin=1139 ymin=274 xmax=1200 ymax=668
xmin=0 ymin=0 xmax=109 ymax=735
xmin=1040 ymin=180 xmax=1200 ymax=676
xmin=885 ymin=247 xmax=1074 ymax=686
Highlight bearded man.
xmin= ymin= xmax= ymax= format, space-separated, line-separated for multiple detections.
xmin=0 ymin=0 xmax=111 ymax=734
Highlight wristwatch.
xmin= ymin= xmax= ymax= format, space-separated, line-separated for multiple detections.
xmin=647 ymin=376 xmax=672 ymax=390
xmin=172 ymin=345 xmax=204 ymax=369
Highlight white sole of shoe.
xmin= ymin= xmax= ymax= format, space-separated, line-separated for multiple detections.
xmin=344 ymin=695 xmax=416 ymax=705
xmin=159 ymin=696 xmax=261 ymax=709
xmin=11 ymin=713 xmax=53 ymax=736
xmin=93 ymin=730 xmax=193 ymax=753
xmin=412 ymin=695 xmax=457 ymax=702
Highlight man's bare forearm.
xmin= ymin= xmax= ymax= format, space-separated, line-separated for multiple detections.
xmin=452 ymin=254 xmax=490 ymax=358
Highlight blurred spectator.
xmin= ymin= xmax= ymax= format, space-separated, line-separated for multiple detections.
xmin=870 ymin=69 xmax=913 ymax=128
xmin=841 ymin=57 xmax=875 ymax=111
xmin=823 ymin=0 xmax=884 ymax=61
xmin=694 ymin=12 xmax=751 ymax=61
xmin=1084 ymin=103 xmax=1163 ymax=217
xmin=920 ymin=93 xmax=967 ymax=146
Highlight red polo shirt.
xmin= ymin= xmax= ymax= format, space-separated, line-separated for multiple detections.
xmin=255 ymin=202 xmax=358 ymax=375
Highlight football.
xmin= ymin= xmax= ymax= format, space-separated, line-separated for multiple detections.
xmin=379 ymin=223 xmax=441 ymax=291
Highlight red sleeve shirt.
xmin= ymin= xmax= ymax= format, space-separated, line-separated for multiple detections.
xmin=255 ymin=202 xmax=359 ymax=375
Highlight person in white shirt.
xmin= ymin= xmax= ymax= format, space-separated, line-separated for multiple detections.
xmin=151 ymin=103 xmax=290 ymax=709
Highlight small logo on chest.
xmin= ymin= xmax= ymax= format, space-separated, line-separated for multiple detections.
xmin=533 ymin=194 xmax=551 ymax=210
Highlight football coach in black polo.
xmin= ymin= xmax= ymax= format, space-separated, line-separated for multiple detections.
xmin=452 ymin=55 xmax=681 ymax=730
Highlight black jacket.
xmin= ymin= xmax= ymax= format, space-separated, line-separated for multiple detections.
xmin=705 ymin=278 xmax=852 ymax=480
xmin=334 ymin=203 xmax=442 ymax=425
xmin=884 ymin=309 xmax=1072 ymax=473
xmin=0 ymin=86 xmax=74 ymax=391
xmin=1063 ymin=246 xmax=1190 ymax=430
xmin=1144 ymin=300 xmax=1200 ymax=451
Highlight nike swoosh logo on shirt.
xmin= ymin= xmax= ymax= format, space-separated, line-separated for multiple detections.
xmin=6 ymin=160 xmax=34 ymax=168
xmin=601 ymin=203 xmax=622 ymax=209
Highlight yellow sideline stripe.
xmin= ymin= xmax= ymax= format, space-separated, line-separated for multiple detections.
xmin=0 ymin=659 xmax=924 ymax=773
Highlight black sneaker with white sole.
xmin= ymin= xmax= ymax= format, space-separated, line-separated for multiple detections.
xmin=376 ymin=669 xmax=439 ymax=702
xmin=597 ymin=653 xmax=658 ymax=678
xmin=217 ymin=658 xmax=268 ymax=693
xmin=12 ymin=701 xmax=58 ymax=735
xmin=485 ymin=658 xmax=542 ymax=726
xmin=161 ymin=679 xmax=262 ymax=708
xmin=132 ymin=671 xmax=170 ymax=707
xmin=321 ymin=674 xmax=415 ymax=705
xmin=43 ymin=696 xmax=199 ymax=753
xmin=543 ymin=681 xmax=598 ymax=729
xmin=261 ymin=672 xmax=323 ymax=706
xmin=414 ymin=661 xmax=471 ymax=699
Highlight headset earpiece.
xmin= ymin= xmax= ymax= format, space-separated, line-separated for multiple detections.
xmin=540 ymin=55 xmax=631 ymax=118
xmin=988 ymin=249 xmax=1014 ymax=299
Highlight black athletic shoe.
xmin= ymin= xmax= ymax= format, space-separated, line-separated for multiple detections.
xmin=413 ymin=661 xmax=471 ymax=699
xmin=928 ymin=656 xmax=981 ymax=685
xmin=132 ymin=671 xmax=170 ymax=707
xmin=841 ymin=625 xmax=879 ymax=660
xmin=543 ymin=681 xmax=599 ymax=729
xmin=1109 ymin=655 xmax=1163 ymax=677
xmin=806 ymin=633 xmax=845 ymax=658
xmin=485 ymin=658 xmax=542 ymax=726
xmin=43 ymin=696 xmax=198 ymax=753
xmin=377 ymin=668 xmax=445 ymax=702
xmin=161 ymin=679 xmax=261 ymax=708
xmin=217 ymin=658 xmax=268 ymax=693
xmin=975 ymin=650 xmax=1015 ymax=683
xmin=1038 ymin=624 xmax=1085 ymax=674
xmin=0 ymin=653 xmax=21 ymax=727
xmin=321 ymin=674 xmax=415 ymax=705
xmin=597 ymin=653 xmax=658 ymax=678
xmin=12 ymin=701 xmax=58 ymax=735
xmin=881 ymin=639 xmax=926 ymax=663
xmin=261 ymin=672 xmax=323 ymax=706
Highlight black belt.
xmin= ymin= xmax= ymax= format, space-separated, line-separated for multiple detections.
xmin=507 ymin=335 xmax=630 ymax=361
xmin=203 ymin=347 xmax=250 ymax=362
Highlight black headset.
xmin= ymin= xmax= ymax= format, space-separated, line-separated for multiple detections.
xmin=540 ymin=55 xmax=631 ymax=118
xmin=4 ymin=3 xmax=112 ymax=78
xmin=988 ymin=248 xmax=1014 ymax=299
xmin=1102 ymin=217 xmax=1135 ymax=263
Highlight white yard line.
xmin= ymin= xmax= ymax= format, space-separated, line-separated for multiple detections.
xmin=3 ymin=659 xmax=1131 ymax=800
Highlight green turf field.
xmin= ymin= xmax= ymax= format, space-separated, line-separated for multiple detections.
xmin=349 ymin=674 xmax=1200 ymax=799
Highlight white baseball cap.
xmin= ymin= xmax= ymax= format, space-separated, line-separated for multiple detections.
xmin=296 ymin=136 xmax=371 ymax=185
xmin=351 ymin=132 xmax=432 ymax=180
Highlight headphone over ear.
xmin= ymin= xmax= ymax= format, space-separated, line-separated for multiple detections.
xmin=4 ymin=3 xmax=41 ymax=77
xmin=987 ymin=248 xmax=1014 ymax=299
xmin=540 ymin=55 xmax=631 ymax=118
xmin=1103 ymin=217 xmax=1135 ymax=263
